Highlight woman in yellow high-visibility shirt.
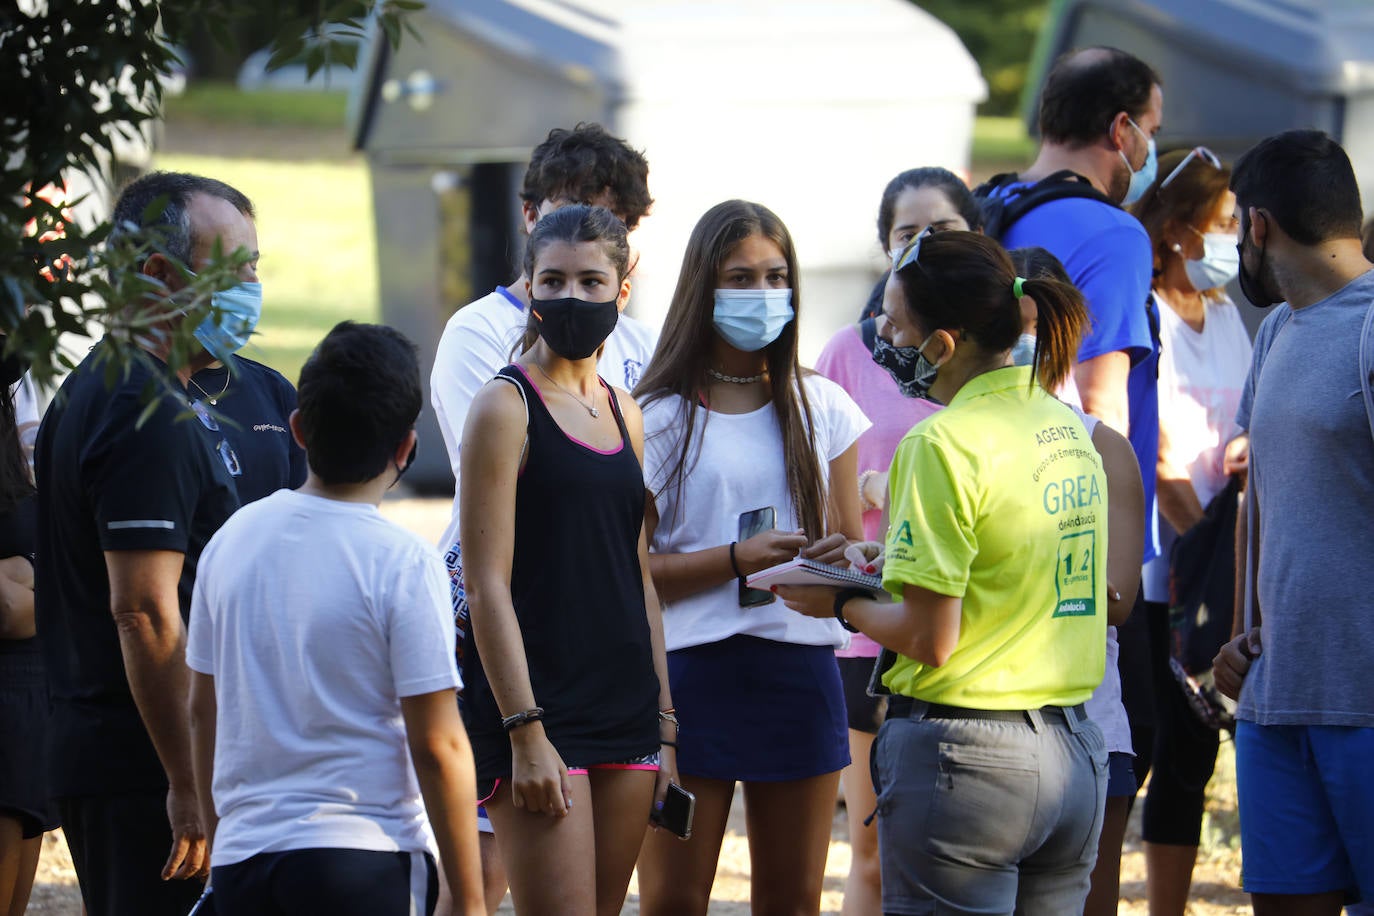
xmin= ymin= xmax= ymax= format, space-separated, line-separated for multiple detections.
xmin=778 ymin=230 xmax=1126 ymax=915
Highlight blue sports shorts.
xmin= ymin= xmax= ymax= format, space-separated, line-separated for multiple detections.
xmin=1235 ymin=721 xmax=1374 ymax=900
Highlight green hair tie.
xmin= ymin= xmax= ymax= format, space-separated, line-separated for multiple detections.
xmin=1012 ymin=276 xmax=1028 ymax=299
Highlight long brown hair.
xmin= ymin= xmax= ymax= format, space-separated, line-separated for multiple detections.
xmin=893 ymin=231 xmax=1088 ymax=392
xmin=634 ymin=200 xmax=828 ymax=539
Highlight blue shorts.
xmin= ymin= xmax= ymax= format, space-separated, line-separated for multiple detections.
xmin=669 ymin=635 xmax=849 ymax=782
xmin=1236 ymin=721 xmax=1374 ymax=899
xmin=1105 ymin=751 xmax=1137 ymax=798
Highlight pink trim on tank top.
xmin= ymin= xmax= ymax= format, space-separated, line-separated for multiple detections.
xmin=513 ymin=364 xmax=625 ymax=456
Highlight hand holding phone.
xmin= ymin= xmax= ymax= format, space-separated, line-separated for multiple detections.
xmin=650 ymin=782 xmax=696 ymax=839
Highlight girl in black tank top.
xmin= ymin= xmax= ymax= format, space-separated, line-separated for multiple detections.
xmin=457 ymin=205 xmax=676 ymax=915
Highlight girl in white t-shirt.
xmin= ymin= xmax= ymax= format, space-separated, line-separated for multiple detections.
xmin=633 ymin=200 xmax=868 ymax=915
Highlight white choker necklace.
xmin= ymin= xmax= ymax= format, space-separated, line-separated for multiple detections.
xmin=707 ymin=367 xmax=766 ymax=384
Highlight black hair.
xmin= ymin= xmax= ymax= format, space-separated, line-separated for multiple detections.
xmin=894 ymin=232 xmax=1088 ymax=392
xmin=876 ymin=167 xmax=982 ymax=248
xmin=109 ymin=171 xmax=255 ymax=271
xmin=1231 ymin=130 xmax=1363 ymax=246
xmin=517 ymin=205 xmax=630 ymax=355
xmin=296 ymin=321 xmax=421 ymax=485
xmin=1038 ymin=47 xmax=1161 ymax=147
xmin=1009 ymin=246 xmax=1072 ymax=286
xmin=520 ymin=123 xmax=654 ymax=231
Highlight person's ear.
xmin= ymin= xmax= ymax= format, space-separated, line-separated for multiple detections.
xmin=288 ymin=409 xmax=307 ymax=449
xmin=394 ymin=428 xmax=418 ymax=469
xmin=1248 ymin=207 xmax=1269 ymax=247
xmin=521 ymin=200 xmax=541 ymax=236
xmin=926 ymin=328 xmax=959 ymax=367
xmin=616 ymin=277 xmax=632 ymax=312
xmin=141 ymin=252 xmax=182 ymax=291
xmin=1108 ymin=110 xmax=1133 ymax=152
xmin=1163 ymin=219 xmax=1193 ymax=258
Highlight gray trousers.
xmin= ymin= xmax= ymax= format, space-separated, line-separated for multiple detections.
xmin=874 ymin=700 xmax=1108 ymax=916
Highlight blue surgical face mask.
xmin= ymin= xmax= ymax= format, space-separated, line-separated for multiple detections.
xmin=195 ymin=282 xmax=262 ymax=362
xmin=1183 ymin=228 xmax=1240 ymax=292
xmin=712 ymin=288 xmax=794 ymax=352
xmin=1010 ymin=333 xmax=1038 ymax=367
xmin=1119 ymin=118 xmax=1157 ymax=206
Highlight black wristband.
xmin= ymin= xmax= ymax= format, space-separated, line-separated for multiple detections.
xmin=659 ymin=739 xmax=678 ymax=749
xmin=501 ymin=707 xmax=545 ymax=732
xmin=729 ymin=541 xmax=743 ymax=579
xmin=833 ymin=588 xmax=869 ymax=634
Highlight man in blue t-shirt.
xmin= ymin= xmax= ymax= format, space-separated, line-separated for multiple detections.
xmin=982 ymin=46 xmax=1163 ymax=916
xmin=1214 ymin=129 xmax=1374 ymax=916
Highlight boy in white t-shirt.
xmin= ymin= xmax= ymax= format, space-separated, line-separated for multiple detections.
xmin=187 ymin=322 xmax=483 ymax=916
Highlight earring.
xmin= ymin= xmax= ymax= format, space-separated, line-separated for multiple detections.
xmin=1171 ymin=242 xmax=1183 ymax=254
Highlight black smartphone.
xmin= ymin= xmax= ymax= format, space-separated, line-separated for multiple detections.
xmin=737 ymin=506 xmax=776 ymax=607
xmin=650 ymin=782 xmax=697 ymax=840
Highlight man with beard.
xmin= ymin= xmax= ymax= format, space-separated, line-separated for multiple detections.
xmin=1214 ymin=129 xmax=1374 ymax=916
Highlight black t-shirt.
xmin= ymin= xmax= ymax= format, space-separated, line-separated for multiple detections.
xmin=190 ymin=357 xmax=306 ymax=504
xmin=35 ymin=342 xmax=239 ymax=796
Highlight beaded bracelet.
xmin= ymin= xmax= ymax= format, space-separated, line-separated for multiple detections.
xmin=857 ymin=469 xmax=880 ymax=511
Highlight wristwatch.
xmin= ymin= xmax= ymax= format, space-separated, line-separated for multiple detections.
xmin=833 ymin=588 xmax=869 ymax=633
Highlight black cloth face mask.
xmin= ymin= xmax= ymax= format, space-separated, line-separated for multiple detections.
xmin=1237 ymin=211 xmax=1283 ymax=308
xmin=872 ymin=334 xmax=939 ymax=400
xmin=531 ymin=296 xmax=620 ymax=360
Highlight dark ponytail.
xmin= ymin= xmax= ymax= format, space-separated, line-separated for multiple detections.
xmin=1020 ymin=277 xmax=1088 ymax=392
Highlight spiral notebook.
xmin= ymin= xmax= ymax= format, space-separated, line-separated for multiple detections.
xmin=745 ymin=557 xmax=885 ymax=593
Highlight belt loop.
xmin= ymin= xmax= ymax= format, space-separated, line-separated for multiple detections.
xmin=910 ymin=699 xmax=931 ymax=722
xmin=1062 ymin=704 xmax=1084 ymax=734
xmin=1023 ymin=708 xmax=1045 ymax=733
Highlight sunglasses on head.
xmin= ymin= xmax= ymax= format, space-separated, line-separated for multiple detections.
xmin=1160 ymin=146 xmax=1222 ymax=189
xmin=892 ymin=227 xmax=934 ymax=273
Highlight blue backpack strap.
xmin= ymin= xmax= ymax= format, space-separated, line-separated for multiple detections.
xmin=973 ymin=170 xmax=1118 ymax=241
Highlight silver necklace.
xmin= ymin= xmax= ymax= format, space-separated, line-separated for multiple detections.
xmin=188 ymin=372 xmax=231 ymax=406
xmin=535 ymin=363 xmax=599 ymax=418
xmin=707 ymin=367 xmax=766 ymax=384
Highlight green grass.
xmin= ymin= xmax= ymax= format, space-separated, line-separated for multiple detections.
xmin=972 ymin=115 xmax=1036 ymax=167
xmin=151 ymin=153 xmax=378 ymax=384
xmin=163 ymin=84 xmax=350 ymax=130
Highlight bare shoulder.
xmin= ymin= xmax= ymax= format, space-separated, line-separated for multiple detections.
xmin=611 ymin=385 xmax=643 ymax=427
xmin=463 ymin=376 xmax=528 ymax=449
xmin=1089 ymin=421 xmax=1133 ymax=463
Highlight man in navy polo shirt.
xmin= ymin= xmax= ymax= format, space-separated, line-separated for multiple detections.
xmin=34 ymin=172 xmax=260 ymax=915
xmin=188 ymin=354 xmax=307 ymax=504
